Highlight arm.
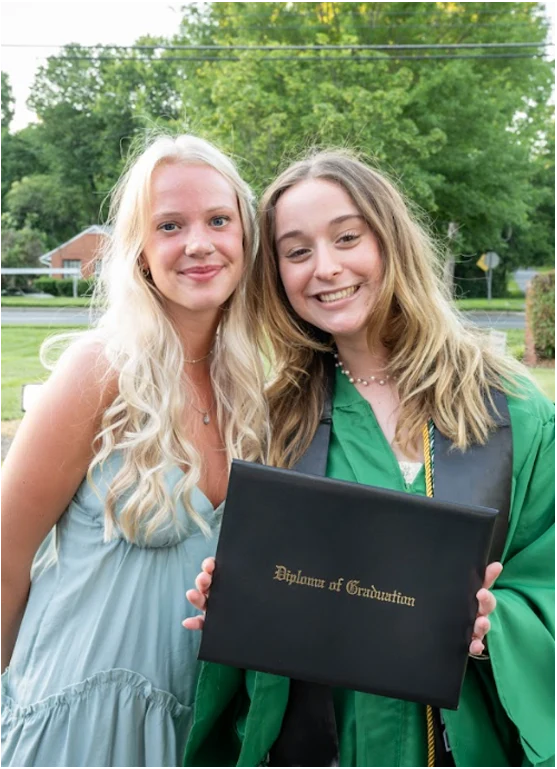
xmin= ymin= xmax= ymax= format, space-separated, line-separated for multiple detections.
xmin=482 ymin=411 xmax=555 ymax=766
xmin=1 ymin=341 xmax=118 ymax=671
xmin=445 ymin=401 xmax=555 ymax=767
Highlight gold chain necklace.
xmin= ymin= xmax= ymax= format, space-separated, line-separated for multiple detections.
xmin=184 ymin=349 xmax=213 ymax=364
xmin=185 ymin=347 xmax=214 ymax=423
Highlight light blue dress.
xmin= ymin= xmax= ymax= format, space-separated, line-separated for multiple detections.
xmin=1 ymin=453 xmax=222 ymax=767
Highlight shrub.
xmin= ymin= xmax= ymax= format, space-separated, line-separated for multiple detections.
xmin=56 ymin=279 xmax=75 ymax=297
xmin=78 ymin=278 xmax=96 ymax=297
xmin=527 ymin=271 xmax=555 ymax=360
xmin=32 ymin=277 xmax=95 ymax=297
xmin=33 ymin=277 xmax=59 ymax=295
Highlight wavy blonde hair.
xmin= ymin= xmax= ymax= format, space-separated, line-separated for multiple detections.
xmin=254 ymin=149 xmax=528 ymax=467
xmin=43 ymin=134 xmax=268 ymax=543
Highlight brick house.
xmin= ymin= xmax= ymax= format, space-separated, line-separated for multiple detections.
xmin=39 ymin=225 xmax=111 ymax=278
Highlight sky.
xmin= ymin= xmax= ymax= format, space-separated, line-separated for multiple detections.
xmin=1 ymin=2 xmax=183 ymax=130
xmin=1 ymin=1 xmax=555 ymax=132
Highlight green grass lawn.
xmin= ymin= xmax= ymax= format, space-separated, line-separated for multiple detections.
xmin=504 ymin=329 xmax=526 ymax=360
xmin=1 ymin=326 xmax=80 ymax=419
xmin=1 ymin=296 xmax=91 ymax=307
xmin=531 ymin=368 xmax=555 ymax=402
xmin=2 ymin=325 xmax=553 ymax=421
xmin=455 ymin=298 xmax=525 ymax=311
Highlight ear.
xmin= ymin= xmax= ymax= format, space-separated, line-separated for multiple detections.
xmin=138 ymin=256 xmax=151 ymax=278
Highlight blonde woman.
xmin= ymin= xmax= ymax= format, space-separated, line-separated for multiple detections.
xmin=1 ymin=134 xmax=268 ymax=767
xmin=184 ymin=151 xmax=554 ymax=767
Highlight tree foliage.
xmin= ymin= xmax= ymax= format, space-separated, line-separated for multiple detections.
xmin=174 ymin=2 xmax=554 ymax=292
xmin=1 ymin=3 xmax=554 ymax=295
xmin=1 ymin=71 xmax=14 ymax=128
xmin=27 ymin=40 xmax=185 ymax=194
xmin=1 ymin=214 xmax=48 ymax=289
xmin=5 ymin=174 xmax=90 ymax=247
xmin=527 ymin=271 xmax=555 ymax=359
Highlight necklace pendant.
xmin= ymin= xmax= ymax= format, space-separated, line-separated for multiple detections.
xmin=203 ymin=413 xmax=210 ymax=425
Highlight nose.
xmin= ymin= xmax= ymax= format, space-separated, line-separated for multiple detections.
xmin=184 ymin=227 xmax=216 ymax=258
xmin=313 ymin=244 xmax=342 ymax=281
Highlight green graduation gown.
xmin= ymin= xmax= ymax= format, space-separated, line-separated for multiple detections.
xmin=184 ymin=372 xmax=555 ymax=767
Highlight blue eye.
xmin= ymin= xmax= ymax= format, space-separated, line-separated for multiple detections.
xmin=211 ymin=216 xmax=229 ymax=227
xmin=158 ymin=222 xmax=178 ymax=232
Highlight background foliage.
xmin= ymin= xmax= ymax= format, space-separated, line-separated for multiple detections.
xmin=527 ymin=271 xmax=555 ymax=359
xmin=1 ymin=2 xmax=554 ymax=297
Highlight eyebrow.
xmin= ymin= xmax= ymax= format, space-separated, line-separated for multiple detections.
xmin=152 ymin=205 xmax=237 ymax=221
xmin=276 ymin=214 xmax=364 ymax=245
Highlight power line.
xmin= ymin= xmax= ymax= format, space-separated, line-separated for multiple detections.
xmin=41 ymin=53 xmax=546 ymax=63
xmin=1 ymin=41 xmax=550 ymax=51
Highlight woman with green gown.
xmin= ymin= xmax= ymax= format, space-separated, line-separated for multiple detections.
xmin=183 ymin=151 xmax=554 ymax=767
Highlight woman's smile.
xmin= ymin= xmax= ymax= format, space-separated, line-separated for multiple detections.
xmin=313 ymin=284 xmax=362 ymax=304
xmin=275 ymin=178 xmax=383 ymax=344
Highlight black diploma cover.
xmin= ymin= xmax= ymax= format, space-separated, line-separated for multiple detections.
xmin=199 ymin=461 xmax=499 ymax=710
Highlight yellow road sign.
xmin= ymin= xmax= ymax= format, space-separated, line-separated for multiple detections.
xmin=477 ymin=253 xmax=488 ymax=272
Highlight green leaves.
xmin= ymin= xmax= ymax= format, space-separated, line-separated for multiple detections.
xmin=1 ymin=2 xmax=553 ymax=291
xmin=5 ymin=174 xmax=90 ymax=247
xmin=1 ymin=71 xmax=14 ymax=129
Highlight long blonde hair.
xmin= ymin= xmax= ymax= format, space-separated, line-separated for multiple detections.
xmin=254 ymin=149 xmax=527 ymax=467
xmin=43 ymin=134 xmax=268 ymax=543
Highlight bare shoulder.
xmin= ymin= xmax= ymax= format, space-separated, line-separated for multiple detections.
xmin=18 ymin=336 xmax=122 ymax=462
xmin=1 ymin=338 xmax=121 ymax=568
xmin=46 ymin=336 xmax=120 ymax=411
xmin=2 ymin=337 xmax=120 ymax=537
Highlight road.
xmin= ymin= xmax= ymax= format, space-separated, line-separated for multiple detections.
xmin=2 ymin=308 xmax=92 ymax=326
xmin=513 ymin=268 xmax=538 ymax=293
xmin=462 ymin=312 xmax=525 ymax=330
xmin=2 ymin=307 xmax=526 ymax=329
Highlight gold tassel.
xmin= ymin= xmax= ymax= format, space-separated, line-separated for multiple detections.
xmin=423 ymin=423 xmax=435 ymax=767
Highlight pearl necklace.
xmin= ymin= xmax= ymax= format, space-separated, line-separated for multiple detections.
xmin=334 ymin=352 xmax=393 ymax=387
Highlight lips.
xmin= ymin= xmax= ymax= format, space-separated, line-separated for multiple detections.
xmin=315 ymin=285 xmax=360 ymax=303
xmin=180 ymin=265 xmax=223 ymax=276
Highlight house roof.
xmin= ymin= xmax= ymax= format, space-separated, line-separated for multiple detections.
xmin=39 ymin=225 xmax=112 ymax=265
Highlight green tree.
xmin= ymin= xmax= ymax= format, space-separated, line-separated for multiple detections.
xmin=1 ymin=71 xmax=14 ymax=128
xmin=506 ymin=120 xmax=555 ymax=268
xmin=1 ymin=214 xmax=48 ymax=290
xmin=1 ymin=124 xmax=49 ymax=207
xmin=5 ymin=175 xmax=90 ymax=246
xmin=4 ymin=3 xmax=553 ymax=297
xmin=1 ymin=72 xmax=39 ymax=208
xmin=25 ymin=41 xmax=185 ymax=228
xmin=175 ymin=2 xmax=553 ymax=295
